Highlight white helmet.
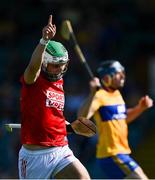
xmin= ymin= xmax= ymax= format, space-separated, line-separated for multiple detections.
xmin=42 ymin=40 xmax=69 ymax=81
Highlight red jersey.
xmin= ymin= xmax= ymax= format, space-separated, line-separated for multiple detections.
xmin=20 ymin=74 xmax=68 ymax=146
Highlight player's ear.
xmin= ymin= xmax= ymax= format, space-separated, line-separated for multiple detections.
xmin=101 ymin=75 xmax=112 ymax=87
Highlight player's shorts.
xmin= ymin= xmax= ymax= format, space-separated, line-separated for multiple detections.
xmin=96 ymin=154 xmax=139 ymax=179
xmin=18 ymin=145 xmax=77 ymax=179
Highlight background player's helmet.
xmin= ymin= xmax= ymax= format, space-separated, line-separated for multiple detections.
xmin=97 ymin=60 xmax=125 ymax=79
xmin=42 ymin=40 xmax=69 ymax=81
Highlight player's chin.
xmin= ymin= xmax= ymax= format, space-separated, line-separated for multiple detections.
xmin=120 ymin=79 xmax=125 ymax=86
xmin=117 ymin=83 xmax=124 ymax=89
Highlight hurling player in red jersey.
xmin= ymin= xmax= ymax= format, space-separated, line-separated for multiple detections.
xmin=18 ymin=15 xmax=92 ymax=179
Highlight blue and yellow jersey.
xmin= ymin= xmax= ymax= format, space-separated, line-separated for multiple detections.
xmin=92 ymin=88 xmax=131 ymax=158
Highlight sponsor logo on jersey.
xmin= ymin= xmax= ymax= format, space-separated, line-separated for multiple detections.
xmin=112 ymin=105 xmax=127 ymax=120
xmin=46 ymin=90 xmax=64 ymax=111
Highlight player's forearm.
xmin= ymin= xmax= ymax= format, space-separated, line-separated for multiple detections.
xmin=126 ymin=105 xmax=144 ymax=123
xmin=29 ymin=42 xmax=46 ymax=72
xmin=78 ymin=91 xmax=95 ymax=119
xmin=24 ymin=42 xmax=46 ymax=84
xmin=78 ymin=102 xmax=91 ymax=118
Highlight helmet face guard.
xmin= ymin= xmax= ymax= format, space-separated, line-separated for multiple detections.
xmin=97 ymin=60 xmax=125 ymax=90
xmin=97 ymin=60 xmax=125 ymax=79
xmin=42 ymin=62 xmax=68 ymax=82
xmin=42 ymin=40 xmax=69 ymax=81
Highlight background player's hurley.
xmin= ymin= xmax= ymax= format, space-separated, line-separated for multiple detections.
xmin=61 ymin=20 xmax=95 ymax=79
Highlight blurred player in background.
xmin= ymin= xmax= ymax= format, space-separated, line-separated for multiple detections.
xmin=78 ymin=60 xmax=153 ymax=179
xmin=18 ymin=15 xmax=91 ymax=179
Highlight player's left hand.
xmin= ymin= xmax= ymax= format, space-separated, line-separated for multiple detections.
xmin=138 ymin=95 xmax=153 ymax=111
xmin=71 ymin=117 xmax=97 ymax=137
xmin=42 ymin=15 xmax=56 ymax=41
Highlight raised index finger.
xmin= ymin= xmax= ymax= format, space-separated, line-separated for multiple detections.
xmin=48 ymin=15 xmax=53 ymax=25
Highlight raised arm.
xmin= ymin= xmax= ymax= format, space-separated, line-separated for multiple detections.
xmin=126 ymin=95 xmax=153 ymax=123
xmin=24 ymin=15 xmax=56 ymax=84
xmin=78 ymin=77 xmax=101 ymax=119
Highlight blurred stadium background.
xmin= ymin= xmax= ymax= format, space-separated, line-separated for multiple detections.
xmin=0 ymin=0 xmax=155 ymax=178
